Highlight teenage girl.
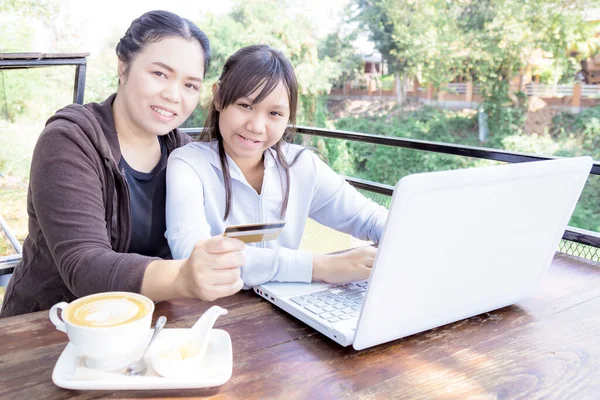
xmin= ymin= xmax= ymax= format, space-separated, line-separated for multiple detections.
xmin=166 ymin=45 xmax=387 ymax=287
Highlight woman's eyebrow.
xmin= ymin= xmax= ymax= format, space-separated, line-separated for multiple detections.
xmin=152 ymin=61 xmax=174 ymax=72
xmin=152 ymin=61 xmax=203 ymax=82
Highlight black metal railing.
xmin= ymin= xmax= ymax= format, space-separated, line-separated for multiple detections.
xmin=0 ymin=215 xmax=22 ymax=276
xmin=0 ymin=53 xmax=90 ymax=278
xmin=295 ymin=126 xmax=600 ymax=175
xmin=0 ymin=53 xmax=89 ymax=104
xmin=181 ymin=126 xmax=600 ymax=261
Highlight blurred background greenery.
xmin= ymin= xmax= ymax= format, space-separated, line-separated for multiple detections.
xmin=1 ymin=0 xmax=600 ymax=261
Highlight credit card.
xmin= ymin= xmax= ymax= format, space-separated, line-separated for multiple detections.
xmin=223 ymin=221 xmax=286 ymax=244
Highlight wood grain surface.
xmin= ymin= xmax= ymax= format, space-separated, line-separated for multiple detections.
xmin=1 ymin=253 xmax=599 ymax=400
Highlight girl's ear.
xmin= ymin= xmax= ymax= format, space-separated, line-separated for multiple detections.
xmin=212 ymin=83 xmax=221 ymax=111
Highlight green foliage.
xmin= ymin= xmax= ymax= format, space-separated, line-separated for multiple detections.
xmin=570 ymin=174 xmax=600 ymax=232
xmin=480 ymin=83 xmax=528 ymax=146
xmin=0 ymin=0 xmax=89 ymax=122
xmin=181 ymin=108 xmax=208 ymax=130
xmin=329 ymin=105 xmax=600 ymax=232
xmin=354 ymin=0 xmax=442 ymax=78
xmin=0 ymin=0 xmax=56 ymax=18
xmin=500 ymin=133 xmax=560 ymax=156
xmin=544 ymin=107 xmax=600 ymax=231
xmin=552 ymin=106 xmax=600 ymax=160
xmin=196 ymin=0 xmax=339 ymax=126
xmin=82 ymin=28 xmax=121 ymax=104
xmin=2 ymin=0 xmax=599 ymax=235
xmin=2 ymin=0 xmax=342 ymax=126
xmin=0 ymin=67 xmax=73 ymax=123
xmin=549 ymin=107 xmax=600 ymax=231
xmin=331 ymin=107 xmax=480 ymax=185
xmin=447 ymin=0 xmax=585 ymax=142
xmin=0 ymin=121 xmax=42 ymax=180
xmin=353 ymin=0 xmax=460 ymax=95
xmin=354 ymin=0 xmax=589 ymax=126
xmin=318 ymin=28 xmax=363 ymax=87
xmin=380 ymin=75 xmax=395 ymax=90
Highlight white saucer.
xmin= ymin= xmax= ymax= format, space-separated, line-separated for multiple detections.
xmin=52 ymin=328 xmax=232 ymax=390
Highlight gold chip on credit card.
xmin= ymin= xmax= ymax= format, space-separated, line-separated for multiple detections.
xmin=223 ymin=221 xmax=286 ymax=243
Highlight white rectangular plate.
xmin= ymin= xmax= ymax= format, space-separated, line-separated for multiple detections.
xmin=52 ymin=328 xmax=232 ymax=390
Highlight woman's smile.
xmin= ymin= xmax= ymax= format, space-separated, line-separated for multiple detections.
xmin=151 ymin=105 xmax=177 ymax=122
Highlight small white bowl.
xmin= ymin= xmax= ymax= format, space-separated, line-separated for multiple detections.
xmin=149 ymin=329 xmax=212 ymax=378
xmin=149 ymin=305 xmax=229 ymax=379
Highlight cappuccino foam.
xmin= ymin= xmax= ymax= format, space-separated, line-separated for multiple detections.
xmin=64 ymin=293 xmax=150 ymax=328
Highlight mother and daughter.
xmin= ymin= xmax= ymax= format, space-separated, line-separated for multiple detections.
xmin=1 ymin=10 xmax=387 ymax=317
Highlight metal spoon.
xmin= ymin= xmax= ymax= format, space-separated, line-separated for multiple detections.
xmin=125 ymin=316 xmax=167 ymax=376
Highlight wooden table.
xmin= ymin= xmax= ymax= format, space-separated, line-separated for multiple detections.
xmin=1 ymin=253 xmax=600 ymax=399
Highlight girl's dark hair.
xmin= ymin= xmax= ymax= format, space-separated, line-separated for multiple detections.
xmin=116 ymin=10 xmax=211 ymax=78
xmin=201 ymin=44 xmax=300 ymax=220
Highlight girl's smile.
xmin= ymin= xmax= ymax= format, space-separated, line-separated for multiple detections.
xmin=219 ymin=80 xmax=290 ymax=170
xmin=236 ymin=133 xmax=263 ymax=146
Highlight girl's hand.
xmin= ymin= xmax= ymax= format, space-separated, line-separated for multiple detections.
xmin=312 ymin=246 xmax=377 ymax=284
xmin=177 ymin=235 xmax=246 ymax=301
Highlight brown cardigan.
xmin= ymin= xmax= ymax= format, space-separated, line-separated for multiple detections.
xmin=0 ymin=94 xmax=192 ymax=317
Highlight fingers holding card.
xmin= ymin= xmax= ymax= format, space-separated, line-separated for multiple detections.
xmin=223 ymin=221 xmax=286 ymax=244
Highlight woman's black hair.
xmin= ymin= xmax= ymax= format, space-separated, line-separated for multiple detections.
xmin=116 ymin=10 xmax=211 ymax=78
xmin=201 ymin=44 xmax=302 ymax=221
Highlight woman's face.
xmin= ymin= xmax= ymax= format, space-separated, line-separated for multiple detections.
xmin=118 ymin=37 xmax=204 ymax=136
xmin=218 ymin=80 xmax=290 ymax=167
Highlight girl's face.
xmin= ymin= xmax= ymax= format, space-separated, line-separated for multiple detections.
xmin=218 ymin=80 xmax=290 ymax=168
xmin=118 ymin=37 xmax=204 ymax=136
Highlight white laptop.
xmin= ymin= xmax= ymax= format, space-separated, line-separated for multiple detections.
xmin=254 ymin=156 xmax=593 ymax=350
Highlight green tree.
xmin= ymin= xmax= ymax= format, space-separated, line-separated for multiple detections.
xmin=193 ymin=0 xmax=339 ymax=127
xmin=355 ymin=0 xmax=589 ymax=140
xmin=0 ymin=0 xmax=61 ymax=121
xmin=453 ymin=0 xmax=587 ymax=138
xmin=0 ymin=0 xmax=54 ymax=16
xmin=318 ymin=22 xmax=363 ymax=88
xmin=353 ymin=0 xmax=457 ymax=103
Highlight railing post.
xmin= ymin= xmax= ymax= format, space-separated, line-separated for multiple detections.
xmin=73 ymin=63 xmax=87 ymax=104
xmin=573 ymin=82 xmax=582 ymax=113
xmin=427 ymin=83 xmax=434 ymax=102
xmin=466 ymin=81 xmax=473 ymax=103
xmin=413 ymin=79 xmax=420 ymax=97
xmin=437 ymin=86 xmax=445 ymax=103
xmin=368 ymin=78 xmax=376 ymax=96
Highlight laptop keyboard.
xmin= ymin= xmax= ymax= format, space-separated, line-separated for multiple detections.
xmin=289 ymin=280 xmax=368 ymax=324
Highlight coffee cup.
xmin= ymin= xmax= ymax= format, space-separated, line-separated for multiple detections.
xmin=49 ymin=291 xmax=154 ymax=371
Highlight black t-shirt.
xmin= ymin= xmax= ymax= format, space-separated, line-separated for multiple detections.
xmin=120 ymin=138 xmax=172 ymax=259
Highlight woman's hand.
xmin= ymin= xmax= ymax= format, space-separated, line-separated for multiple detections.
xmin=175 ymin=235 xmax=246 ymax=301
xmin=312 ymin=245 xmax=377 ymax=284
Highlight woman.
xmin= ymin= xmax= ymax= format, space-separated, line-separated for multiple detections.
xmin=165 ymin=45 xmax=387 ymax=287
xmin=0 ymin=10 xmax=245 ymax=317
